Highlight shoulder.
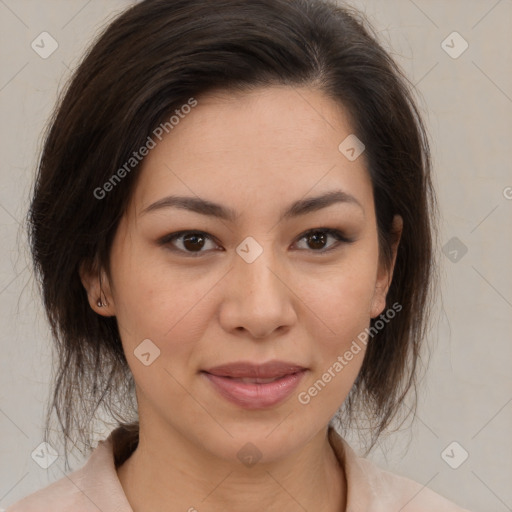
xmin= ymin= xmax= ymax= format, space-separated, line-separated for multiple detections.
xmin=327 ymin=427 xmax=472 ymax=512
xmin=354 ymin=455 xmax=471 ymax=512
xmin=6 ymin=471 xmax=89 ymax=512
xmin=6 ymin=431 xmax=132 ymax=512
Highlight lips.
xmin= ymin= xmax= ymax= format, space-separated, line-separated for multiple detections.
xmin=201 ymin=360 xmax=308 ymax=409
xmin=202 ymin=360 xmax=307 ymax=379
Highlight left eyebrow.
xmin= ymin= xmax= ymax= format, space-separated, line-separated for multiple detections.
xmin=139 ymin=189 xmax=364 ymax=222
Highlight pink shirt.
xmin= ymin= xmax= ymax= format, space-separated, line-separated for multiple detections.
xmin=7 ymin=426 xmax=471 ymax=511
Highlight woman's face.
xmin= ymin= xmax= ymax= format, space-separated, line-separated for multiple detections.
xmin=85 ymin=86 xmax=400 ymax=463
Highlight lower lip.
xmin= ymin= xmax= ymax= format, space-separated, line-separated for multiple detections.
xmin=202 ymin=370 xmax=307 ymax=409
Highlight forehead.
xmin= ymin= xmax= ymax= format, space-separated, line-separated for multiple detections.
xmin=131 ymin=86 xmax=373 ymax=219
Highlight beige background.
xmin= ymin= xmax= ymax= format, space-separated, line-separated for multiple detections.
xmin=1 ymin=1 xmax=511 ymax=510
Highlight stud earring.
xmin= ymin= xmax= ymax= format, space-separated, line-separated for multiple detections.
xmin=97 ymin=298 xmax=104 ymax=307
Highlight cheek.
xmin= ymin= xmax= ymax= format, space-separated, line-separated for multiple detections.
xmin=300 ymin=250 xmax=378 ymax=337
xmin=110 ymin=244 xmax=218 ymax=363
xmin=292 ymin=262 xmax=377 ymax=414
xmin=294 ymin=245 xmax=379 ymax=383
xmin=111 ymin=263 xmax=215 ymax=408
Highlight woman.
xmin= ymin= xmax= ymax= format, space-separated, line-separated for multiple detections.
xmin=8 ymin=0 xmax=471 ymax=510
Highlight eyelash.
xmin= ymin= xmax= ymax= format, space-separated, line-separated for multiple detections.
xmin=158 ymin=228 xmax=355 ymax=257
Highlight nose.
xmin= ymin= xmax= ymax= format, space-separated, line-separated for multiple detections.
xmin=218 ymin=244 xmax=297 ymax=339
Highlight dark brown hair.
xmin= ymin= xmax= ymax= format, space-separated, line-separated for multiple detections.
xmin=28 ymin=0 xmax=437 ymax=469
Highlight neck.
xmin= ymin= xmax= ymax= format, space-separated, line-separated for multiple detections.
xmin=116 ymin=423 xmax=346 ymax=512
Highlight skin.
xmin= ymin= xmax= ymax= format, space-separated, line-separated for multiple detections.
xmin=81 ymin=85 xmax=402 ymax=512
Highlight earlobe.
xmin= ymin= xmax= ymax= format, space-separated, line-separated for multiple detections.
xmin=369 ymin=289 xmax=387 ymax=319
xmin=79 ymin=260 xmax=115 ymax=316
xmin=370 ymin=214 xmax=403 ymax=319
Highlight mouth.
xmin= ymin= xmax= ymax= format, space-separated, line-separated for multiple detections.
xmin=200 ymin=368 xmax=307 ymax=409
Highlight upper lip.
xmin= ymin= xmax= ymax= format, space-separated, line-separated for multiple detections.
xmin=203 ymin=360 xmax=307 ymax=379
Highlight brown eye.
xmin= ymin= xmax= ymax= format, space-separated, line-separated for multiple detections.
xmin=306 ymin=231 xmax=328 ymax=250
xmin=159 ymin=231 xmax=220 ymax=256
xmin=182 ymin=232 xmax=206 ymax=252
xmin=295 ymin=228 xmax=354 ymax=253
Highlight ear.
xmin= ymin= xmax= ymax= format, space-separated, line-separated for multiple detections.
xmin=369 ymin=215 xmax=403 ymax=319
xmin=79 ymin=259 xmax=116 ymax=317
